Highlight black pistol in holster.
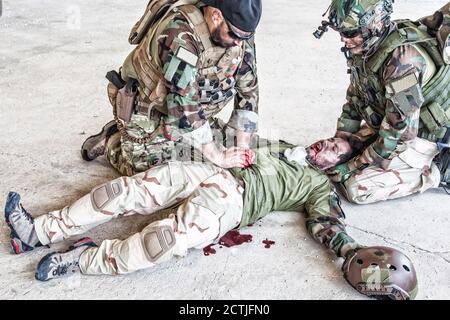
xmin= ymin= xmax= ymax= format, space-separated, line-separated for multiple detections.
xmin=106 ymin=70 xmax=138 ymax=124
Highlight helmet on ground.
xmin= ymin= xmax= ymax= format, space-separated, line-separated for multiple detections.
xmin=342 ymin=246 xmax=418 ymax=300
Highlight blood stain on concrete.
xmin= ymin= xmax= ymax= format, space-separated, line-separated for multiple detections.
xmin=203 ymin=245 xmax=216 ymax=256
xmin=263 ymin=239 xmax=275 ymax=249
xmin=219 ymin=230 xmax=253 ymax=247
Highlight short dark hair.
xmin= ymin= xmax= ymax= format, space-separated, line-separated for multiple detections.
xmin=336 ymin=140 xmax=365 ymax=165
xmin=337 ymin=152 xmax=353 ymax=164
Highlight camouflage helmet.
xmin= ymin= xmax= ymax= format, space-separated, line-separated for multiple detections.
xmin=314 ymin=0 xmax=394 ymax=51
xmin=342 ymin=246 xmax=418 ymax=300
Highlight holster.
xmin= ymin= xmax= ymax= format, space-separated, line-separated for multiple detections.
xmin=106 ymin=70 xmax=138 ymax=124
xmin=117 ymin=78 xmax=139 ymax=123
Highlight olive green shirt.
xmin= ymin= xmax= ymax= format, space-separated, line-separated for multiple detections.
xmin=231 ymin=146 xmax=332 ymax=228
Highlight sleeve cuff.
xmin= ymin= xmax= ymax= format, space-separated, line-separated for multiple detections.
xmin=181 ymin=122 xmax=214 ymax=149
xmin=337 ymin=117 xmax=361 ymax=133
xmin=227 ymin=110 xmax=258 ymax=133
xmin=356 ymin=146 xmax=391 ymax=169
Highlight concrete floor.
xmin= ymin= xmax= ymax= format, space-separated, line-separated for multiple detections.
xmin=0 ymin=0 xmax=449 ymax=300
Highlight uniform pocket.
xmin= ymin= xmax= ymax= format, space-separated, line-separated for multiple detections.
xmin=168 ymin=161 xmax=187 ymax=187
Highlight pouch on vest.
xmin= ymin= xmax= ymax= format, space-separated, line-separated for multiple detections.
xmin=128 ymin=0 xmax=200 ymax=45
xmin=395 ymin=5 xmax=450 ymax=141
xmin=419 ymin=2 xmax=450 ymax=65
xmin=420 ymin=101 xmax=450 ymax=139
xmin=421 ymin=59 xmax=450 ymax=139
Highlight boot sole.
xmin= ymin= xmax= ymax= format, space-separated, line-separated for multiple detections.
xmin=4 ymin=192 xmax=20 ymax=227
xmin=4 ymin=192 xmax=39 ymax=254
xmin=81 ymin=131 xmax=105 ymax=162
xmin=11 ymin=238 xmax=34 ymax=255
xmin=71 ymin=237 xmax=97 ymax=249
xmin=80 ymin=121 xmax=118 ymax=161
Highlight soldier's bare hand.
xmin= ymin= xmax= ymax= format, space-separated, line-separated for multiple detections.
xmin=244 ymin=149 xmax=256 ymax=167
xmin=215 ymin=147 xmax=248 ymax=168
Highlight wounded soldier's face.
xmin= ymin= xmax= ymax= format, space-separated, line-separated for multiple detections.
xmin=306 ymin=137 xmax=352 ymax=170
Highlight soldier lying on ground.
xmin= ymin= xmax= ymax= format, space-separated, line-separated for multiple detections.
xmin=4 ymin=138 xmax=418 ymax=300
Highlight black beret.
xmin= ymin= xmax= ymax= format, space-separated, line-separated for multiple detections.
xmin=202 ymin=0 xmax=262 ymax=33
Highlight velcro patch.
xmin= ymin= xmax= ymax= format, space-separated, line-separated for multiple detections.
xmin=388 ymin=72 xmax=424 ymax=114
xmin=388 ymin=73 xmax=419 ymax=94
xmin=176 ymin=47 xmax=198 ymax=67
xmin=176 ymin=64 xmax=195 ymax=90
xmin=164 ymin=55 xmax=181 ymax=82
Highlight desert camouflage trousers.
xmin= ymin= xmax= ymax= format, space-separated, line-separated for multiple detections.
xmin=341 ymin=138 xmax=441 ymax=204
xmin=33 ymin=162 xmax=244 ymax=275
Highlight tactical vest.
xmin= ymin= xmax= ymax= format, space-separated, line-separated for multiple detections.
xmin=115 ymin=0 xmax=244 ymax=138
xmin=348 ymin=19 xmax=450 ymax=142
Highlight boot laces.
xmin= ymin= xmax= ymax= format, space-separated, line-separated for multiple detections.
xmin=19 ymin=204 xmax=33 ymax=224
xmin=88 ymin=145 xmax=106 ymax=159
xmin=52 ymin=261 xmax=78 ymax=277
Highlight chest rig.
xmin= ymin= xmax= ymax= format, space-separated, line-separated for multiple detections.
xmin=119 ymin=2 xmax=244 ymax=127
xmin=348 ymin=55 xmax=386 ymax=130
xmin=347 ymin=19 xmax=450 ymax=142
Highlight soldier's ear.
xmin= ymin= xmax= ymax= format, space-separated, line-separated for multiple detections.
xmin=211 ymin=8 xmax=224 ymax=25
xmin=204 ymin=6 xmax=223 ymax=28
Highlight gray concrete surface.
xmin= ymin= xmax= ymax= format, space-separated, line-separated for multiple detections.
xmin=0 ymin=0 xmax=449 ymax=300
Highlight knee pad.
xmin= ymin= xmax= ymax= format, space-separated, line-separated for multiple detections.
xmin=142 ymin=226 xmax=176 ymax=263
xmin=90 ymin=180 xmax=123 ymax=211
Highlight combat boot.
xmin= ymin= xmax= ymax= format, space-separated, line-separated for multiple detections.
xmin=81 ymin=120 xmax=118 ymax=161
xmin=4 ymin=192 xmax=42 ymax=254
xmin=35 ymin=237 xmax=97 ymax=282
xmin=435 ymin=148 xmax=450 ymax=190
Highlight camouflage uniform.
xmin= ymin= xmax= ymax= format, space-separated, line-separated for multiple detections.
xmin=33 ymin=145 xmax=357 ymax=276
xmin=321 ymin=2 xmax=450 ymax=204
xmin=334 ymin=40 xmax=443 ymax=203
xmin=104 ymin=2 xmax=259 ymax=176
xmin=34 ymin=162 xmax=242 ymax=274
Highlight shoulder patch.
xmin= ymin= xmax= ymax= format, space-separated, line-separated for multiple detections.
xmin=386 ymin=72 xmax=424 ymax=113
xmin=175 ymin=47 xmax=198 ymax=67
xmin=387 ymin=72 xmax=418 ymax=95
